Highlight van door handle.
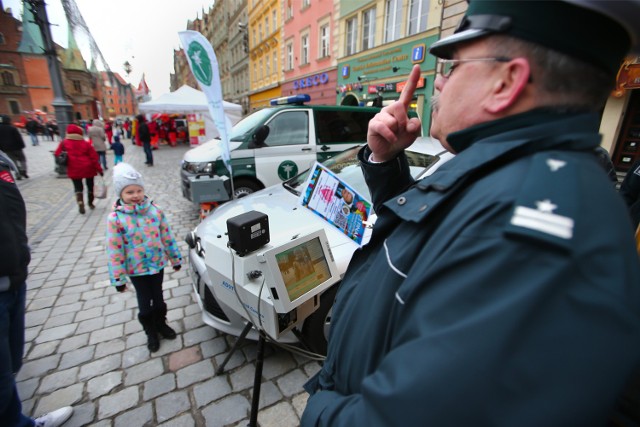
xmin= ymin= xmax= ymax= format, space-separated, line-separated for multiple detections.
xmin=320 ymin=145 xmax=331 ymax=151
xmin=302 ymin=147 xmax=313 ymax=152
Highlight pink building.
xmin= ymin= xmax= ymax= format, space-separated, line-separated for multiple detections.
xmin=281 ymin=0 xmax=337 ymax=105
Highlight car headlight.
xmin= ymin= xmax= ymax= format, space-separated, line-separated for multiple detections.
xmin=184 ymin=162 xmax=215 ymax=174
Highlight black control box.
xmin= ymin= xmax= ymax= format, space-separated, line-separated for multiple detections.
xmin=226 ymin=210 xmax=270 ymax=256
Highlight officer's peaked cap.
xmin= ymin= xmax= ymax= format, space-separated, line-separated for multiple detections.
xmin=429 ymin=0 xmax=639 ymax=77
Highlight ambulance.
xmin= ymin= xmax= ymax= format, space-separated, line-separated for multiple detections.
xmin=180 ymin=94 xmax=383 ymax=203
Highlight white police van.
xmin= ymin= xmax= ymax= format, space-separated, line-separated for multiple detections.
xmin=180 ymin=95 xmax=383 ymax=203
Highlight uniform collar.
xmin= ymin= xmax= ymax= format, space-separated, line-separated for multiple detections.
xmin=386 ymin=110 xmax=602 ymax=223
xmin=429 ymin=109 xmax=603 ymax=191
xmin=447 ymin=108 xmax=599 ymax=154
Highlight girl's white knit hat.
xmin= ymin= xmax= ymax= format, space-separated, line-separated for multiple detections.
xmin=113 ymin=163 xmax=144 ymax=197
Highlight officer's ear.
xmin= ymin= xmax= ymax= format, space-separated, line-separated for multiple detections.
xmin=483 ymin=57 xmax=531 ymax=114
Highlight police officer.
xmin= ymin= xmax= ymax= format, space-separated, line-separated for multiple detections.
xmin=302 ymin=1 xmax=640 ymax=426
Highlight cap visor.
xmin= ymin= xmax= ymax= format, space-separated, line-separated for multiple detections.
xmin=429 ymin=28 xmax=490 ymax=58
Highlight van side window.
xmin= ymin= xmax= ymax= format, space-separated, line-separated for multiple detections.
xmin=264 ymin=111 xmax=309 ymax=146
xmin=315 ymin=110 xmax=377 ymax=144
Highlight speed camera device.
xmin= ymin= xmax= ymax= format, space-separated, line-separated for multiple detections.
xmin=203 ymin=225 xmax=340 ymax=339
xmin=226 ymin=210 xmax=270 ymax=256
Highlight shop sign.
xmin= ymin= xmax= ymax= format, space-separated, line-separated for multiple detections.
xmin=396 ymin=77 xmax=425 ymax=93
xmin=293 ymin=73 xmax=330 ymax=90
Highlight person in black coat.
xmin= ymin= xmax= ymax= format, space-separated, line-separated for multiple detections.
xmin=0 ymin=152 xmax=74 ymax=426
xmin=25 ymin=118 xmax=39 ymax=146
xmin=136 ymin=114 xmax=153 ymax=166
xmin=0 ymin=115 xmax=28 ymax=179
xmin=620 ymin=158 xmax=640 ymax=229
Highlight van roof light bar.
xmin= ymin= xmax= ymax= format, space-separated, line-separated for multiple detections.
xmin=270 ymin=94 xmax=311 ymax=106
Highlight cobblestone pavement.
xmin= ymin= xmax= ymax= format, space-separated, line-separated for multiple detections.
xmin=15 ymin=134 xmax=316 ymax=427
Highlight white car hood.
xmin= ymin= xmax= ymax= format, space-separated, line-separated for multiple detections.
xmin=196 ymin=184 xmax=370 ymax=274
xmin=182 ymin=139 xmax=243 ymax=163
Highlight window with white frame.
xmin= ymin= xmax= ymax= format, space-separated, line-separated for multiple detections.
xmin=346 ymin=16 xmax=358 ymax=56
xmin=259 ymin=24 xmax=263 ymax=41
xmin=302 ymin=0 xmax=310 ymax=8
xmin=384 ymin=0 xmax=403 ymax=43
xmin=254 ymin=63 xmax=257 ymax=82
xmin=301 ymin=34 xmax=309 ymax=64
xmin=286 ymin=42 xmax=294 ymax=70
xmin=362 ymin=7 xmax=376 ymax=50
xmin=273 ymin=10 xmax=277 ymax=28
xmin=407 ymin=0 xmax=429 ymax=35
xmin=286 ymin=1 xmax=293 ymax=20
xmin=265 ymin=16 xmax=269 ymax=35
xmin=319 ymin=24 xmax=329 ymax=58
xmin=259 ymin=58 xmax=263 ymax=80
xmin=266 ymin=54 xmax=271 ymax=77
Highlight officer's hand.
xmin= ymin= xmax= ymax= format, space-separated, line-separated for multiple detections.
xmin=173 ymin=265 xmax=181 ymax=272
xmin=367 ymin=64 xmax=422 ymax=162
xmin=115 ymin=284 xmax=126 ymax=292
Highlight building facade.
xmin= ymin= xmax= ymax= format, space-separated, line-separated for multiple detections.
xmin=248 ymin=0 xmax=282 ymax=111
xmin=335 ymin=0 xmax=443 ymax=135
xmin=280 ymin=0 xmax=338 ymax=105
xmin=0 ymin=1 xmax=138 ymax=125
xmin=228 ymin=0 xmax=250 ymax=115
xmin=0 ymin=2 xmax=33 ymax=122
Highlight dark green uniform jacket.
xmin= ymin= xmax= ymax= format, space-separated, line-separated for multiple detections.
xmin=302 ymin=110 xmax=640 ymax=427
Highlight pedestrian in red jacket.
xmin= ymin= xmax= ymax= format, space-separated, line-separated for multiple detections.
xmin=54 ymin=124 xmax=103 ymax=214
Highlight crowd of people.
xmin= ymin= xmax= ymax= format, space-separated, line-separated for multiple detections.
xmin=0 ymin=115 xmax=183 ymax=426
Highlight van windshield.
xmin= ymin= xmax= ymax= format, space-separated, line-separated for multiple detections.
xmin=228 ymin=108 xmax=274 ymax=140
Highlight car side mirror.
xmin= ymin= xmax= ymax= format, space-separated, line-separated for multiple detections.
xmin=249 ymin=125 xmax=270 ymax=149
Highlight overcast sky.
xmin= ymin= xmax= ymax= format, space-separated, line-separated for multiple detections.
xmin=4 ymin=0 xmax=211 ymax=98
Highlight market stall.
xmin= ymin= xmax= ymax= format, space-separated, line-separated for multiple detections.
xmin=138 ymin=85 xmax=243 ymax=146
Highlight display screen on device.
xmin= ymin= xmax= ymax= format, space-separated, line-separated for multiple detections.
xmin=274 ymin=237 xmax=332 ymax=301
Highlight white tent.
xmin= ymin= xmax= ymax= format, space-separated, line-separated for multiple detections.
xmin=138 ymin=85 xmax=243 ymax=139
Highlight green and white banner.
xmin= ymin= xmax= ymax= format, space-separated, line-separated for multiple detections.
xmin=178 ymin=30 xmax=232 ymax=174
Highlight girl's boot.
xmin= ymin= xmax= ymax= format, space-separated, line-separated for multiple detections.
xmin=155 ymin=303 xmax=177 ymax=339
xmin=88 ymin=191 xmax=95 ymax=209
xmin=138 ymin=313 xmax=160 ymax=352
xmin=75 ymin=192 xmax=85 ymax=214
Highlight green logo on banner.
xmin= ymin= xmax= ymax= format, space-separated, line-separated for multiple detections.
xmin=187 ymin=41 xmax=212 ymax=86
xmin=278 ymin=160 xmax=298 ymax=180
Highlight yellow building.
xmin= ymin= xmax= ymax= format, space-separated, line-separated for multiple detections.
xmin=248 ymin=0 xmax=282 ymax=111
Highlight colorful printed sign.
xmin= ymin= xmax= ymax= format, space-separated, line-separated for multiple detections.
xmin=299 ymin=162 xmax=372 ymax=246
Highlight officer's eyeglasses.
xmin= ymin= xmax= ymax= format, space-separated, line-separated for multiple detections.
xmin=438 ymin=57 xmax=512 ymax=78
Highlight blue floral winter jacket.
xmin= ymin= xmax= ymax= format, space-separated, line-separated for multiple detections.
xmin=106 ymin=197 xmax=182 ymax=286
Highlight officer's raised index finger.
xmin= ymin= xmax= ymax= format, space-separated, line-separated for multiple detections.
xmin=398 ymin=65 xmax=421 ymax=109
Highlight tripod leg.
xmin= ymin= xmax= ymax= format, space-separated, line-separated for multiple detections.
xmin=248 ymin=331 xmax=266 ymax=427
xmin=216 ymin=322 xmax=253 ymax=375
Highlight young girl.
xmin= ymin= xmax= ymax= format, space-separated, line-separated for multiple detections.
xmin=106 ymin=163 xmax=182 ymax=352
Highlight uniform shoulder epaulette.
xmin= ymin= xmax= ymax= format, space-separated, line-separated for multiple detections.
xmin=504 ymin=152 xmax=578 ymax=251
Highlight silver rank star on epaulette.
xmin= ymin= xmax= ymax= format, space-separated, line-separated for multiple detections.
xmin=510 ymin=199 xmax=574 ymax=239
xmin=504 ymin=153 xmax=578 ymax=250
